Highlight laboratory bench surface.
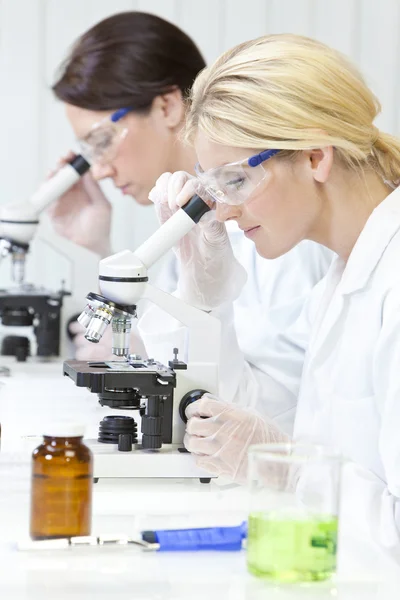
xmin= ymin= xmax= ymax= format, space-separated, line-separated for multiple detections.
xmin=0 ymin=357 xmax=399 ymax=599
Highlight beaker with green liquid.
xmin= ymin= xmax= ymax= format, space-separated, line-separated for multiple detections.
xmin=247 ymin=443 xmax=342 ymax=583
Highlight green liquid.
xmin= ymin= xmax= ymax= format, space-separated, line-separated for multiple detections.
xmin=247 ymin=512 xmax=338 ymax=583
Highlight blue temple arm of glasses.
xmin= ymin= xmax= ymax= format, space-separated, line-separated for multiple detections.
xmin=111 ymin=107 xmax=133 ymax=123
xmin=248 ymin=149 xmax=280 ymax=167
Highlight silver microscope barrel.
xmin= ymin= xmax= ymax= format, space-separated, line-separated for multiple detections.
xmin=11 ymin=249 xmax=27 ymax=284
xmin=111 ymin=315 xmax=132 ymax=357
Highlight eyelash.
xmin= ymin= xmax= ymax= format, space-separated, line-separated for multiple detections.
xmin=226 ymin=177 xmax=246 ymax=190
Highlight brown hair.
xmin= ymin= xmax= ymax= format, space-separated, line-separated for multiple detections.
xmin=53 ymin=11 xmax=206 ymax=112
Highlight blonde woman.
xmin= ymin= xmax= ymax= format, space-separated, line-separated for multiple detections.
xmin=145 ymin=34 xmax=400 ymax=549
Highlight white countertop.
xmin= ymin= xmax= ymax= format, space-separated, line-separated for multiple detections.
xmin=0 ymin=357 xmax=399 ymax=599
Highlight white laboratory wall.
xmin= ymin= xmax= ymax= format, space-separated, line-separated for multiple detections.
xmin=0 ymin=0 xmax=400 ymax=298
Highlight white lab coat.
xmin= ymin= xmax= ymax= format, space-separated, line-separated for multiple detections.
xmin=151 ymin=186 xmax=400 ymax=554
xmin=290 ymin=187 xmax=400 ymax=555
xmin=139 ymin=222 xmax=333 ymax=434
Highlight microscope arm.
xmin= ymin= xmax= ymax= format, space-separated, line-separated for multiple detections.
xmin=0 ymin=155 xmax=90 ymax=283
xmin=133 ymin=197 xmax=209 ymax=268
xmin=142 ymin=283 xmax=220 ymax=365
xmin=93 ymin=195 xmax=220 ymax=362
xmin=0 ymin=155 xmax=90 ymax=247
xmin=72 ymin=195 xmax=221 ymax=458
xmin=100 ymin=194 xmax=211 ymax=279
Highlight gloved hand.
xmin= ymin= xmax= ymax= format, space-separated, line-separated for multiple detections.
xmin=148 ymin=172 xmax=247 ymax=310
xmin=46 ymin=151 xmax=112 ymax=257
xmin=184 ymin=393 xmax=290 ymax=484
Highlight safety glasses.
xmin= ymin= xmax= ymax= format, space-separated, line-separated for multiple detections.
xmin=77 ymin=107 xmax=133 ymax=165
xmin=194 ymin=149 xmax=280 ymax=206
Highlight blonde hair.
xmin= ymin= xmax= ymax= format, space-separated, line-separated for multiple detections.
xmin=185 ymin=34 xmax=400 ymax=183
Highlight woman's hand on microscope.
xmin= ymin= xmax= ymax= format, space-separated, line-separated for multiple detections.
xmin=184 ymin=393 xmax=290 ymax=484
xmin=149 ymin=172 xmax=246 ymax=311
xmin=46 ymin=151 xmax=112 ymax=257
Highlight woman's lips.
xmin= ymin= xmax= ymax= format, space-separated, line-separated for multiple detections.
xmin=118 ymin=183 xmax=132 ymax=195
xmin=244 ymin=226 xmax=261 ymax=238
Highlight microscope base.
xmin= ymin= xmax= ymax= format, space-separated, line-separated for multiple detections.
xmin=20 ymin=438 xmax=214 ymax=480
xmin=86 ymin=439 xmax=214 ymax=480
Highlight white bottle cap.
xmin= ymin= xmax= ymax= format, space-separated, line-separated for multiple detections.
xmin=42 ymin=422 xmax=85 ymax=438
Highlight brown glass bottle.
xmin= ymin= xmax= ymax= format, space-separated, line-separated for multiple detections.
xmin=30 ymin=424 xmax=93 ymax=540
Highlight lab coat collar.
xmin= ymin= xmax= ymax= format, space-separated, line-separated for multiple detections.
xmin=337 ymin=186 xmax=400 ymax=295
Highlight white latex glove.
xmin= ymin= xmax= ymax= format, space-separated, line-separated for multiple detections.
xmin=47 ymin=151 xmax=112 ymax=257
xmin=148 ymin=171 xmax=247 ymax=310
xmin=184 ymin=393 xmax=290 ymax=484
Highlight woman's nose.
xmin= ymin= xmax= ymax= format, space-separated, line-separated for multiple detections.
xmin=91 ymin=162 xmax=115 ymax=180
xmin=215 ymin=202 xmax=242 ymax=222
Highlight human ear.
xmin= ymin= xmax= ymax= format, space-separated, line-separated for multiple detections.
xmin=306 ymin=147 xmax=334 ymax=183
xmin=155 ymin=88 xmax=185 ymax=129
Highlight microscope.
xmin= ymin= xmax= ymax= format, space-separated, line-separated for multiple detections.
xmin=0 ymin=156 xmax=90 ymax=360
xmin=63 ymin=195 xmax=221 ymax=480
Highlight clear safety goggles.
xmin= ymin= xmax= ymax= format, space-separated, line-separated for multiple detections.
xmin=194 ymin=149 xmax=280 ymax=206
xmin=77 ymin=107 xmax=133 ymax=165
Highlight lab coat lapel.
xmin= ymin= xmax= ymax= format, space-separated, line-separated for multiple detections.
xmin=337 ymin=186 xmax=400 ymax=295
xmin=308 ymin=187 xmax=400 ymax=360
xmin=306 ymin=258 xmax=345 ymax=359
